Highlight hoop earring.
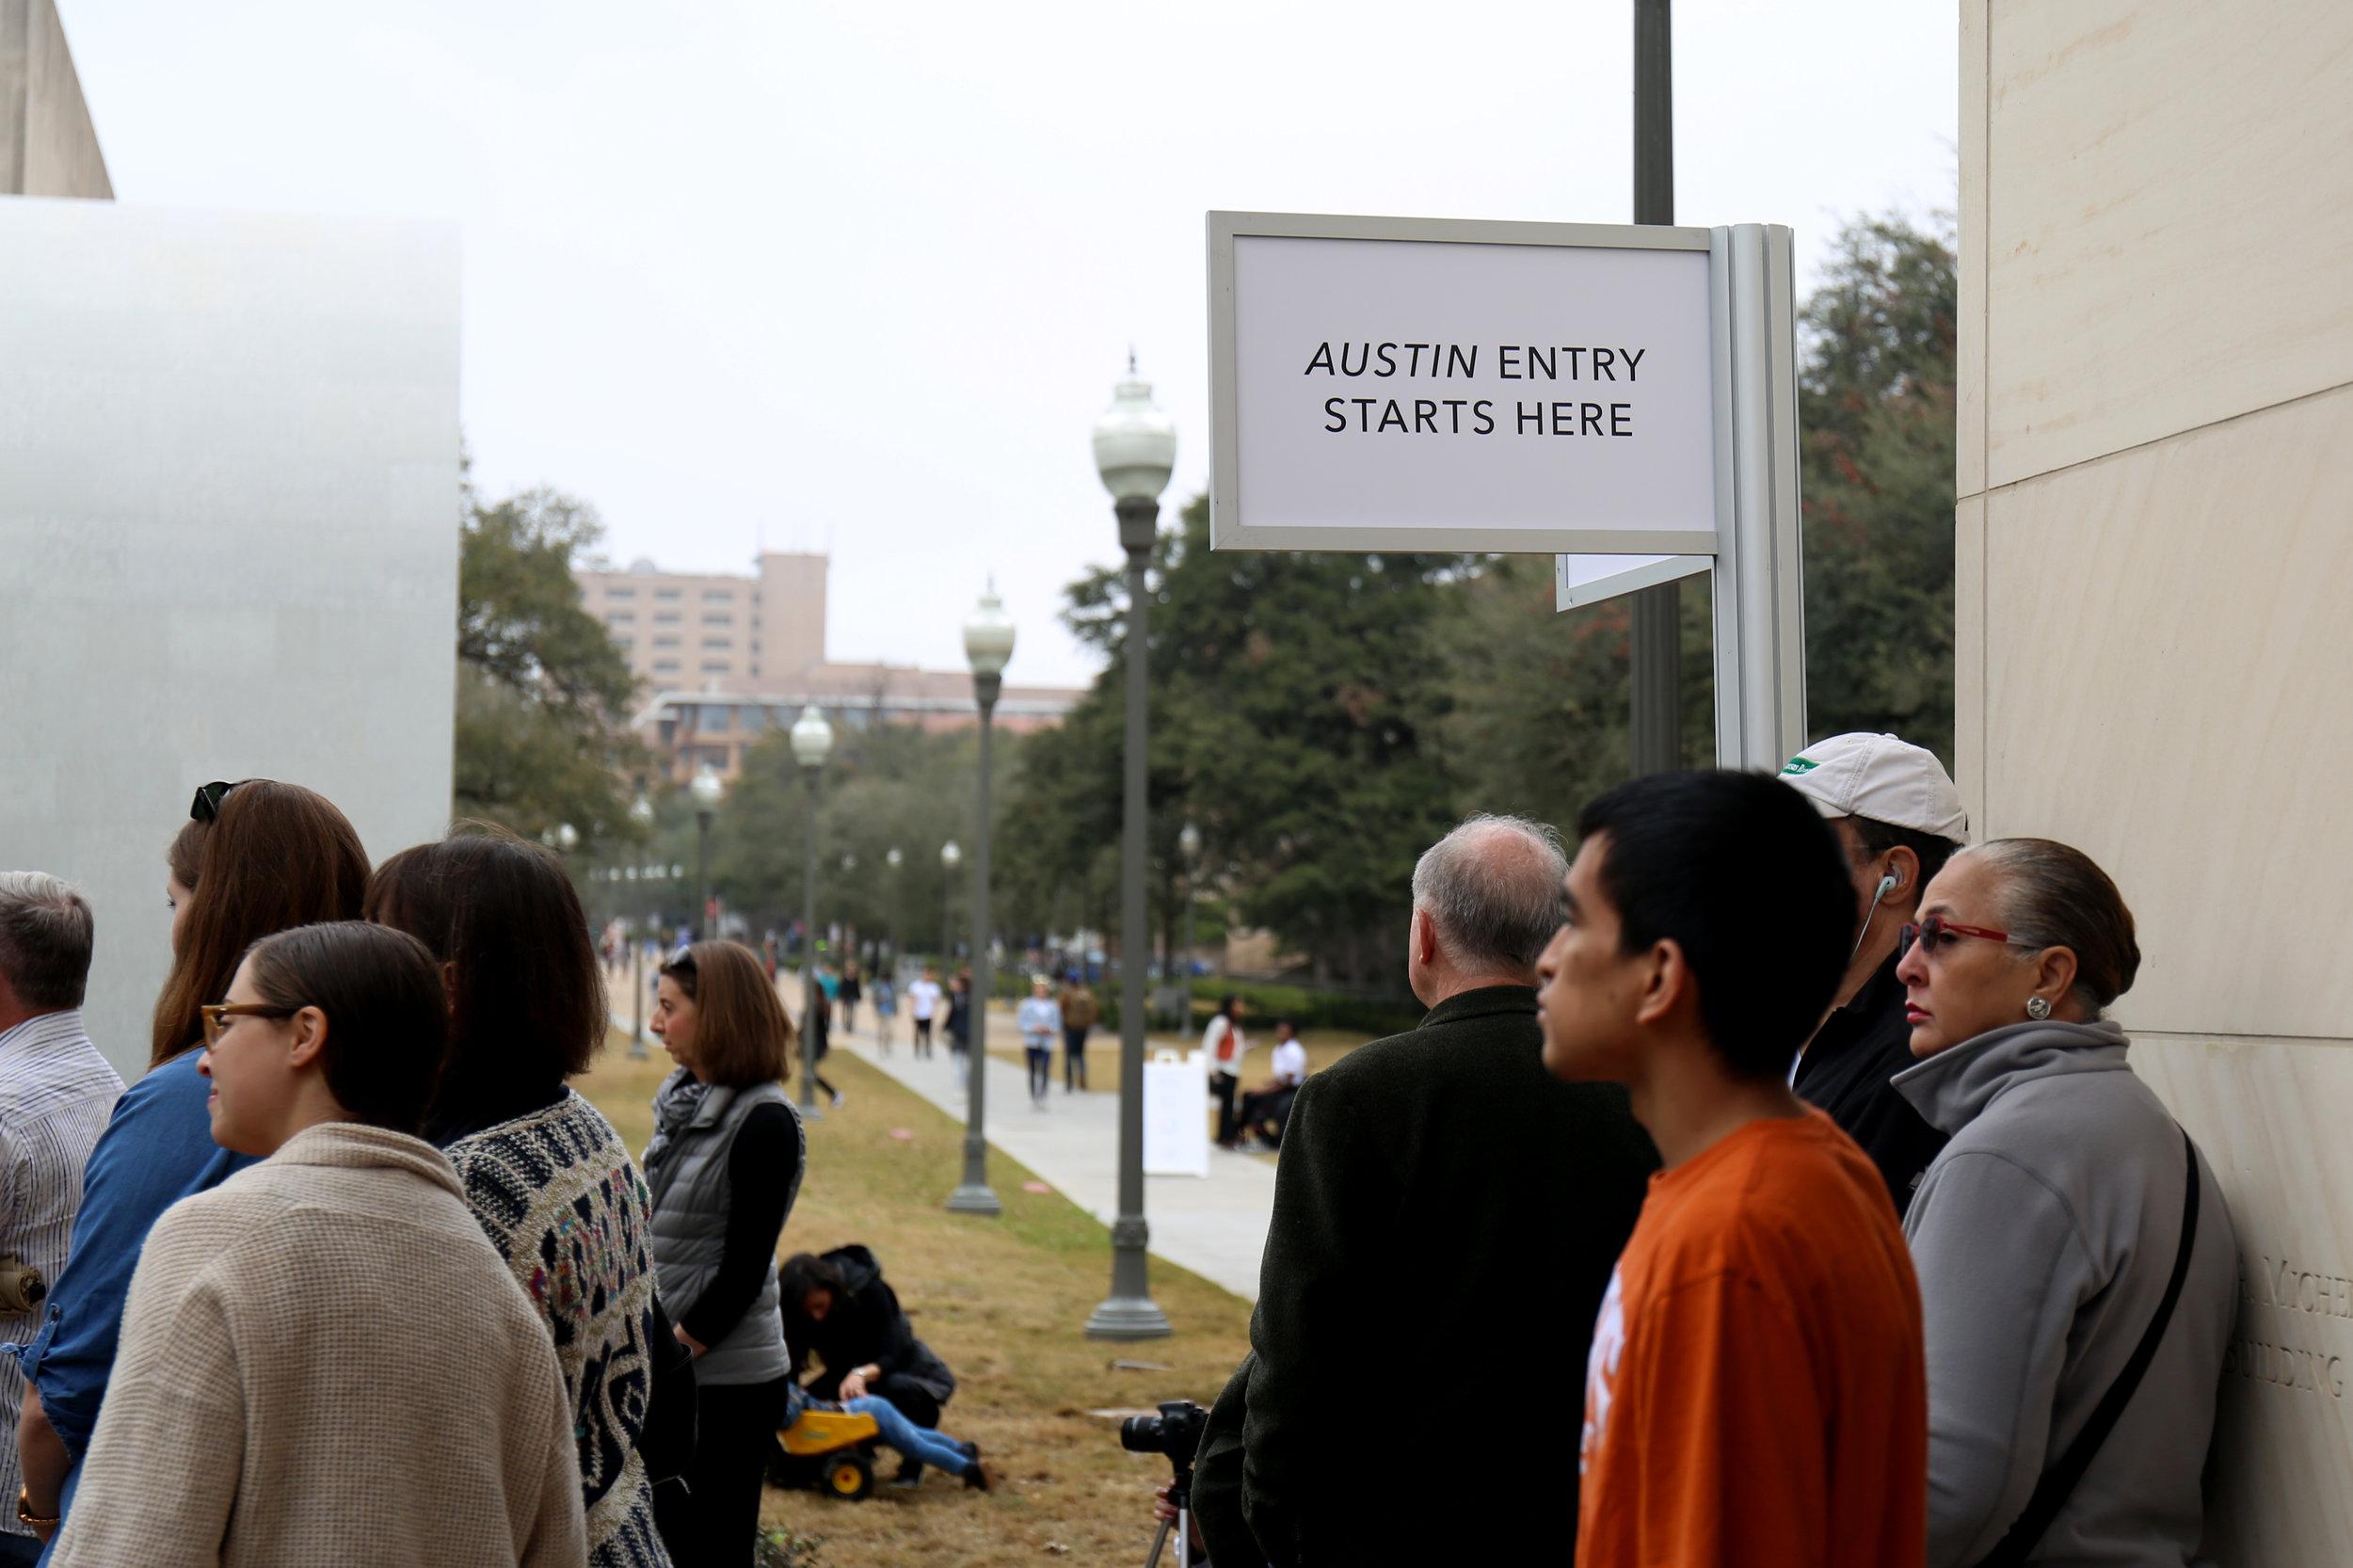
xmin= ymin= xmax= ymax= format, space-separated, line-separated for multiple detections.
xmin=2025 ymin=996 xmax=2053 ymax=1021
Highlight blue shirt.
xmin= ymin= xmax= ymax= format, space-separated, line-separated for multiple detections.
xmin=8 ymin=1048 xmax=254 ymax=1556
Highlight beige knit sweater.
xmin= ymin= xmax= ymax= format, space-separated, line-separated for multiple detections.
xmin=54 ymin=1121 xmax=587 ymax=1568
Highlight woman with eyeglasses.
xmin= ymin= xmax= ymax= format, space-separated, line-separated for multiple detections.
xmin=643 ymin=941 xmax=804 ymax=1568
xmin=367 ymin=830 xmax=684 ymax=1568
xmin=13 ymin=780 xmax=369 ymax=1554
xmin=1888 ymin=839 xmax=2237 ymax=1568
xmin=51 ymin=921 xmax=584 ymax=1566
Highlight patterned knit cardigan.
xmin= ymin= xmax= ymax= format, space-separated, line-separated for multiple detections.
xmin=448 ymin=1090 xmax=671 ymax=1568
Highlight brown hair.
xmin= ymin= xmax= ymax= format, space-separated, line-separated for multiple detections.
xmin=365 ymin=827 xmax=607 ymax=1136
xmin=243 ymin=921 xmax=448 ymax=1136
xmin=167 ymin=820 xmax=206 ymax=891
xmin=151 ymin=780 xmax=371 ymax=1070
xmin=1970 ymin=838 xmax=2142 ymax=1015
xmin=661 ymin=939 xmax=793 ymax=1088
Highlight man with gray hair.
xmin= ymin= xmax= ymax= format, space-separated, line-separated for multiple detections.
xmin=1190 ymin=816 xmax=1657 ymax=1567
xmin=0 ymin=875 xmax=120 ymax=1565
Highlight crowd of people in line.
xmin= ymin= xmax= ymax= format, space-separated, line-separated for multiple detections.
xmin=0 ymin=780 xmax=991 ymax=1568
xmin=1175 ymin=731 xmax=2237 ymax=1568
xmin=0 ymin=731 xmax=2241 ymax=1568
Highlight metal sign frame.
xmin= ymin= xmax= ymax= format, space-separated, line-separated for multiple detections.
xmin=1206 ymin=210 xmax=1805 ymax=770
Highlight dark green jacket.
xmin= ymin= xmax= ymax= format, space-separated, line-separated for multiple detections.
xmin=1193 ymin=984 xmax=1657 ymax=1566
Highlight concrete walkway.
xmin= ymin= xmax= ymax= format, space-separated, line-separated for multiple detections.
xmin=610 ymin=962 xmax=1280 ymax=1301
xmin=834 ymin=1004 xmax=1278 ymax=1303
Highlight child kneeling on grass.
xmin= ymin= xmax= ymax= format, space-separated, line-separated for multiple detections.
xmin=790 ymin=1383 xmax=998 ymax=1492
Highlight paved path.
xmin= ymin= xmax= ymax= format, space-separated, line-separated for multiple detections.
xmin=836 ymin=1005 xmax=1278 ymax=1303
xmin=609 ymin=964 xmax=1280 ymax=1301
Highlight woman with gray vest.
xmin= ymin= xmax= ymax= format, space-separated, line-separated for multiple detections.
xmin=645 ymin=941 xmax=806 ymax=1568
xmin=1891 ymin=840 xmax=2237 ymax=1567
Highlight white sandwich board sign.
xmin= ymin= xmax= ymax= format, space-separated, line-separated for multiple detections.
xmin=1206 ymin=210 xmax=1805 ymax=771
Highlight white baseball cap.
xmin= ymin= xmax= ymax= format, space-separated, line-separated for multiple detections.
xmin=1778 ymin=733 xmax=1968 ymax=841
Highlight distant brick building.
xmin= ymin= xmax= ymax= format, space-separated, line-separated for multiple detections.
xmin=574 ymin=552 xmax=1081 ymax=783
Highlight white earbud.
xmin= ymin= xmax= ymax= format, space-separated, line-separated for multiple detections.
xmin=1876 ymin=873 xmax=1900 ymax=899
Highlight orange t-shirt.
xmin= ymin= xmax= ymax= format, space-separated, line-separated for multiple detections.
xmin=1577 ymin=1108 xmax=1925 ymax=1568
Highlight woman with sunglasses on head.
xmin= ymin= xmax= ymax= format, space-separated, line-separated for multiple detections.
xmin=12 ymin=780 xmax=368 ymax=1555
xmin=51 ymin=921 xmax=584 ymax=1566
xmin=1889 ymin=839 xmax=2237 ymax=1568
xmin=643 ymin=941 xmax=804 ymax=1568
xmin=368 ymin=830 xmax=683 ymax=1568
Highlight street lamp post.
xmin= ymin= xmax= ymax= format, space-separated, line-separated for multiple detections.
xmin=885 ymin=846 xmax=903 ymax=977
xmin=939 ymin=840 xmax=961 ymax=964
xmin=790 ymin=705 xmax=835 ymax=1119
xmin=629 ymin=795 xmax=654 ymax=1058
xmin=947 ymin=583 xmax=1016 ymax=1217
xmin=1086 ymin=356 xmax=1176 ymax=1339
xmin=1178 ymin=821 xmax=1202 ymax=1001
xmin=691 ymin=767 xmax=724 ymax=941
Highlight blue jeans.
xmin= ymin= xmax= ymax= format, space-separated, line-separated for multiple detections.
xmin=843 ymin=1396 xmax=974 ymax=1476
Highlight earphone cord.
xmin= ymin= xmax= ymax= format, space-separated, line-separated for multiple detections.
xmin=1849 ymin=874 xmax=1897 ymax=965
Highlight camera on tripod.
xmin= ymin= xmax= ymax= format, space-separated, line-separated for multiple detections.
xmin=1120 ymin=1399 xmax=1208 ymax=1463
xmin=1122 ymin=1400 xmax=1213 ymax=1567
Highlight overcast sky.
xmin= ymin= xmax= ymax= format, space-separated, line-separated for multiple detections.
xmin=66 ymin=1 xmax=1954 ymax=688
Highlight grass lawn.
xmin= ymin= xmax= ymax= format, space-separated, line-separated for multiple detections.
xmin=579 ymin=1034 xmax=1255 ymax=1567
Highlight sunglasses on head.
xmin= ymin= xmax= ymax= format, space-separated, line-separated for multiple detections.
xmin=190 ymin=781 xmax=236 ymax=824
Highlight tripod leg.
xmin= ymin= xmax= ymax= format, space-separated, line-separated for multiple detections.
xmin=1144 ymin=1515 xmax=1174 ymax=1568
xmin=1176 ymin=1506 xmax=1193 ymax=1568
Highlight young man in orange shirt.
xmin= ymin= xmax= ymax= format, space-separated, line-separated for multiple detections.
xmin=1538 ymin=770 xmax=1926 ymax=1568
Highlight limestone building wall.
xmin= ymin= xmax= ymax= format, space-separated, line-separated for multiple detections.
xmin=0 ymin=0 xmax=110 ymax=199
xmin=1958 ymin=3 xmax=2353 ymax=1559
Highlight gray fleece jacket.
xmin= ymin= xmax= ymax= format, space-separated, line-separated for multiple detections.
xmin=1893 ymin=1020 xmax=2237 ymax=1568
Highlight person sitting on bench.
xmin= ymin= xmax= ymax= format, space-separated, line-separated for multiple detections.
xmin=1236 ymin=1019 xmax=1309 ymax=1149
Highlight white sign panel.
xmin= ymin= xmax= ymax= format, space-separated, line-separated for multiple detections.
xmin=1143 ymin=1051 xmax=1210 ymax=1177
xmin=1210 ymin=212 xmax=1721 ymax=554
xmin=1555 ymin=552 xmax=1712 ymax=612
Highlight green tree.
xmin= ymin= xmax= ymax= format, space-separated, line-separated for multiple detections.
xmin=1800 ymin=213 xmax=1959 ymax=762
xmin=453 ymin=487 xmax=651 ymax=843
xmin=1006 ymin=499 xmax=1466 ymax=990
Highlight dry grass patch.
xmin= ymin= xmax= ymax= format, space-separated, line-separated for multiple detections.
xmin=581 ymin=1036 xmax=1255 ymax=1568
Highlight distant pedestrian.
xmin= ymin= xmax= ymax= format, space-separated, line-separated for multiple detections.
xmin=944 ymin=972 xmax=972 ymax=1066
xmin=0 ymin=875 xmax=120 ymax=1567
xmin=801 ymin=995 xmax=841 ymax=1111
xmin=1057 ymin=973 xmax=1097 ymax=1092
xmin=839 ymin=962 xmax=863 ymax=1035
xmin=367 ymin=831 xmax=686 ymax=1568
xmin=1202 ymin=996 xmax=1247 ymax=1150
xmin=906 ymin=967 xmax=943 ymax=1059
xmin=873 ymin=974 xmax=898 ymax=1056
xmin=645 ymin=941 xmax=807 ymax=1568
xmin=1543 ymin=773 xmax=1924 ymax=1568
xmin=15 ymin=780 xmax=368 ymax=1551
xmin=52 ymin=921 xmax=585 ymax=1568
xmin=1016 ymin=976 xmax=1059 ymax=1109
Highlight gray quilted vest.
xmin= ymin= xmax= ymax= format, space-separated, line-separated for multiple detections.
xmin=644 ymin=1077 xmax=802 ymax=1386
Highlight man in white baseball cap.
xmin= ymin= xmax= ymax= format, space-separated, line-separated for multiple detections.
xmin=1779 ymin=731 xmax=1968 ymax=1216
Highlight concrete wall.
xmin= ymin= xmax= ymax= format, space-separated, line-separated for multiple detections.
xmin=0 ymin=200 xmax=460 ymax=1078
xmin=1959 ymin=3 xmax=2353 ymax=1559
xmin=0 ymin=0 xmax=110 ymax=199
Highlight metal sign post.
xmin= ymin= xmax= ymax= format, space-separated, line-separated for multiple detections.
xmin=1206 ymin=209 xmax=1805 ymax=770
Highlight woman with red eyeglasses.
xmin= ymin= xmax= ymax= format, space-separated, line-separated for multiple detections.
xmin=1887 ymin=839 xmax=2237 ymax=1568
